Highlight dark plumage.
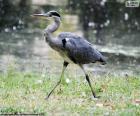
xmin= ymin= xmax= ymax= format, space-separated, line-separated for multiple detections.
xmin=49 ymin=11 xmax=61 ymax=17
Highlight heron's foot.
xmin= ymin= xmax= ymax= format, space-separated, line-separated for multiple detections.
xmin=45 ymin=95 xmax=50 ymax=100
xmin=94 ymin=95 xmax=100 ymax=99
xmin=45 ymin=91 xmax=53 ymax=100
xmin=91 ymin=95 xmax=100 ymax=100
xmin=45 ymin=97 xmax=48 ymax=100
xmin=92 ymin=93 xmax=100 ymax=99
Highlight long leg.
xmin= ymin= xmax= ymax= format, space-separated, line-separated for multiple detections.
xmin=45 ymin=61 xmax=69 ymax=100
xmin=80 ymin=65 xmax=99 ymax=98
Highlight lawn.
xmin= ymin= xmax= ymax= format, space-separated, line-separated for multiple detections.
xmin=0 ymin=67 xmax=140 ymax=116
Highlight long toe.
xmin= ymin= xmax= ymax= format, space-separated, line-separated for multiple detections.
xmin=92 ymin=94 xmax=101 ymax=99
xmin=45 ymin=96 xmax=49 ymax=100
xmin=91 ymin=95 xmax=100 ymax=100
xmin=94 ymin=95 xmax=100 ymax=99
xmin=45 ymin=95 xmax=51 ymax=100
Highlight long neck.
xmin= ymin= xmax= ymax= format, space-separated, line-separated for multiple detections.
xmin=44 ymin=17 xmax=60 ymax=44
xmin=45 ymin=18 xmax=60 ymax=34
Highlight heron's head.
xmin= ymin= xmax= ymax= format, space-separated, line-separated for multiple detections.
xmin=32 ymin=10 xmax=61 ymax=21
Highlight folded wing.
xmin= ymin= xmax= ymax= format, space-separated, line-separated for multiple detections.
xmin=58 ymin=32 xmax=106 ymax=64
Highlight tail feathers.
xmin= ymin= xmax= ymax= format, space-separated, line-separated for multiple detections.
xmin=99 ymin=57 xmax=107 ymax=65
xmin=101 ymin=61 xmax=106 ymax=65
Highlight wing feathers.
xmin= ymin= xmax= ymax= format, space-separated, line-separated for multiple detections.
xmin=58 ymin=32 xmax=106 ymax=64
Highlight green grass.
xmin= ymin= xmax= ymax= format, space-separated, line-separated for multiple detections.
xmin=0 ymin=68 xmax=140 ymax=116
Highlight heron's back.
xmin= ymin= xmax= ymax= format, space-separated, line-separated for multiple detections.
xmin=55 ymin=32 xmax=106 ymax=64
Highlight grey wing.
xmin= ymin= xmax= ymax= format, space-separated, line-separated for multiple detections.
xmin=58 ymin=32 xmax=106 ymax=64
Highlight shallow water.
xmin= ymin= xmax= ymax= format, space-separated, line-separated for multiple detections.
xmin=0 ymin=29 xmax=140 ymax=76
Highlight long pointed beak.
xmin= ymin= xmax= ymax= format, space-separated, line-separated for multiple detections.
xmin=31 ymin=13 xmax=49 ymax=19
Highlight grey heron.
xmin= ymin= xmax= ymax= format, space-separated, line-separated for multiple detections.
xmin=32 ymin=11 xmax=106 ymax=99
